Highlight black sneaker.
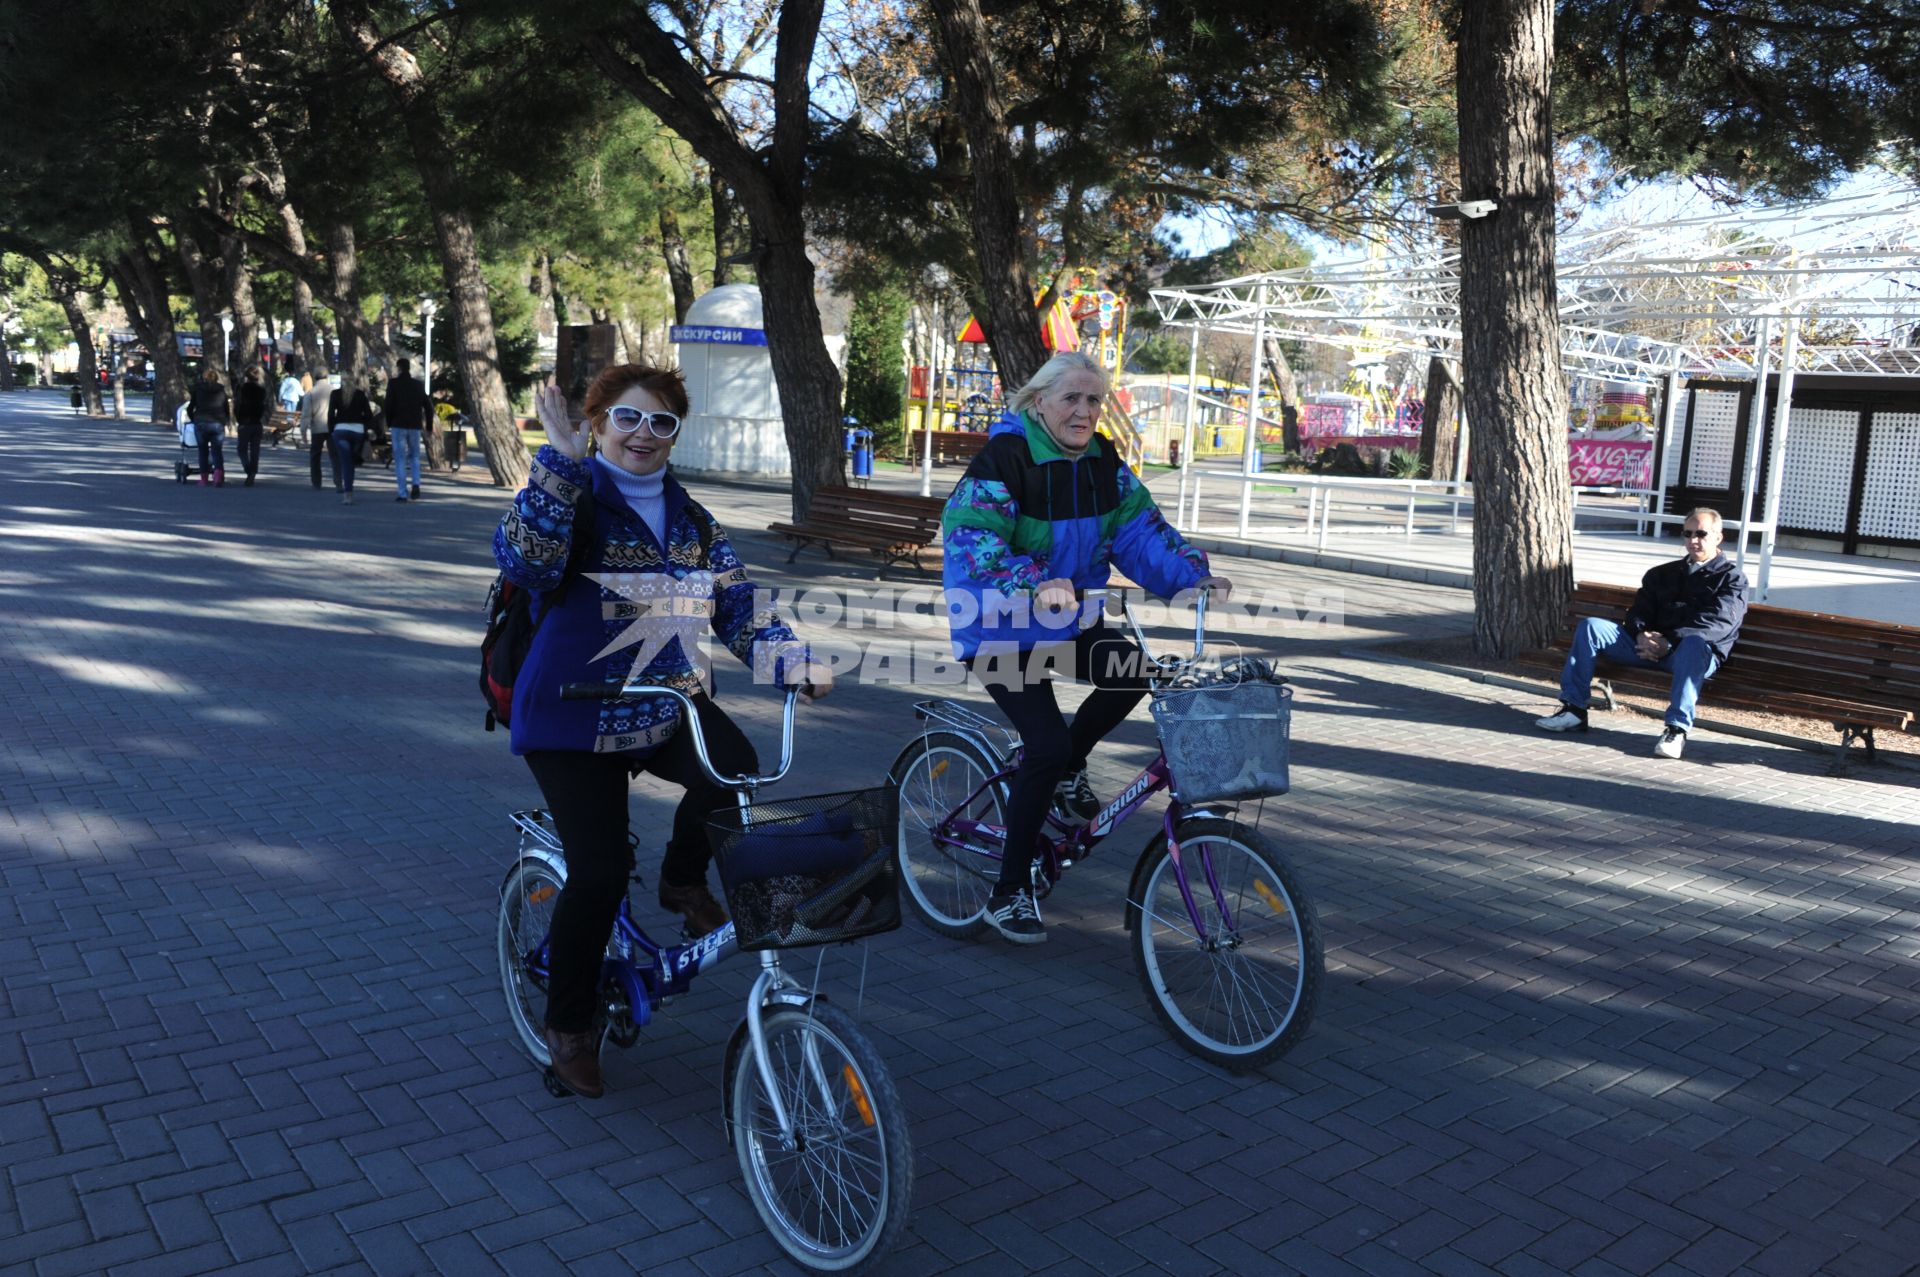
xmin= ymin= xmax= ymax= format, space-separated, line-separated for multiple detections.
xmin=1051 ymin=768 xmax=1099 ymax=823
xmin=410 ymin=485 xmax=422 ymax=499
xmin=984 ymin=888 xmax=1047 ymax=944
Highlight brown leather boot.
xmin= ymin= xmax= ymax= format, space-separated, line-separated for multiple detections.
xmin=542 ymin=1024 xmax=605 ymax=1099
xmin=658 ymin=878 xmax=729 ymax=939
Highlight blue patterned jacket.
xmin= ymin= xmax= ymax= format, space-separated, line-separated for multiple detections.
xmin=493 ymin=446 xmax=807 ymax=756
xmin=941 ymin=410 xmax=1207 ymax=659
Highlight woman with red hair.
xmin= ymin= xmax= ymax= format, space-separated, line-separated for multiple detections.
xmin=493 ymin=364 xmax=832 ymax=1098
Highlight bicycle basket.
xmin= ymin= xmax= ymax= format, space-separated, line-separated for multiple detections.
xmin=705 ymin=786 xmax=901 ymax=951
xmin=1149 ymin=677 xmax=1293 ymax=804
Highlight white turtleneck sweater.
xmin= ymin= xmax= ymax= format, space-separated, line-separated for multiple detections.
xmin=593 ymin=455 xmax=667 ymax=546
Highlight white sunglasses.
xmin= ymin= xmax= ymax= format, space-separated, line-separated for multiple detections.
xmin=605 ymin=406 xmax=683 ymax=439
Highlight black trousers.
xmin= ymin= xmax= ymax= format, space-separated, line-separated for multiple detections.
xmin=524 ymin=695 xmax=758 ymax=1033
xmin=311 ymin=431 xmax=339 ymax=488
xmin=235 ymin=422 xmax=263 ymax=478
xmin=972 ymin=625 xmax=1152 ymax=893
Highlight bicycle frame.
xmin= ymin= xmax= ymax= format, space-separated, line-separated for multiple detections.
xmin=920 ymin=584 xmax=1245 ymax=931
xmin=519 ymin=681 xmax=820 ymax=1141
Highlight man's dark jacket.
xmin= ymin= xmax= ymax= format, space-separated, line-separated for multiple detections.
xmin=1622 ymin=554 xmax=1748 ymax=661
xmin=383 ymin=373 xmax=431 ymax=431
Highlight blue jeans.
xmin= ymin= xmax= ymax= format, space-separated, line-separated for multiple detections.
xmin=391 ymin=428 xmax=421 ymax=495
xmin=1560 ymin=617 xmax=1719 ymax=731
xmin=333 ymin=431 xmax=362 ymax=493
xmin=193 ymin=421 xmax=225 ymax=475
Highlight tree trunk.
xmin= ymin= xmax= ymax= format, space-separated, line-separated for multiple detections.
xmin=1262 ymin=332 xmax=1301 ymax=450
xmin=173 ymin=219 xmax=232 ymax=393
xmin=659 ymin=205 xmax=697 ymax=323
xmin=617 ymin=314 xmax=646 ymax=365
xmin=261 ymin=176 xmax=327 ymax=380
xmin=336 ymin=5 xmax=528 ymax=488
xmin=749 ymin=198 xmax=846 ymax=515
xmin=589 ymin=0 xmax=843 ymax=518
xmin=710 ymin=171 xmax=743 ymax=287
xmin=113 ymin=221 xmax=188 ymax=422
xmin=56 ymin=292 xmax=103 ymax=414
xmin=1420 ymin=355 xmax=1464 ymax=483
xmin=926 ymin=0 xmax=1050 ymax=391
xmin=0 ymin=328 xmax=14 ymax=393
xmin=211 ymin=184 xmax=263 ymax=378
xmin=1458 ymin=0 xmax=1573 ymax=659
xmin=326 ymin=222 xmax=366 ymax=387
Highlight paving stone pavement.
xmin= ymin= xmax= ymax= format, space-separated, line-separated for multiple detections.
xmin=2 ymin=393 xmax=1918 ymax=1276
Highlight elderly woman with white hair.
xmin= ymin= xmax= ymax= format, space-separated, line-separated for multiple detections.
xmin=940 ymin=350 xmax=1231 ymax=943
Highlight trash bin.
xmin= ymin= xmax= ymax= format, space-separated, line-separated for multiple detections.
xmin=1249 ymin=449 xmax=1263 ymax=475
xmin=444 ymin=426 xmax=466 ymax=471
xmin=852 ymin=428 xmax=874 ymax=479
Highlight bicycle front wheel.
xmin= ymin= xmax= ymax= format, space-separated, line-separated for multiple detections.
xmin=1131 ymin=818 xmax=1322 ymax=1071
xmin=497 ymin=852 xmax=565 ymax=1066
xmin=890 ymin=731 xmax=1004 ymax=938
xmin=733 ymin=1002 xmax=913 ymax=1273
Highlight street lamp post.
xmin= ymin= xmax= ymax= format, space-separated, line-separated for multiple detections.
xmin=419 ymin=296 xmax=439 ymax=399
xmin=219 ymin=311 xmax=234 ymax=378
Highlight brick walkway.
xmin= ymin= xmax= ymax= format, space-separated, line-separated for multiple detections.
xmin=2 ymin=396 xmax=1917 ymax=1275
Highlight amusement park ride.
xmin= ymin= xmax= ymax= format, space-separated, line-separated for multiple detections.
xmin=911 ymin=271 xmax=1149 ymax=470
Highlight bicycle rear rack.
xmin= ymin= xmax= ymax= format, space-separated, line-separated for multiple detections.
xmin=511 ymin=809 xmax=565 ymax=856
xmin=912 ymin=698 xmax=1021 ymax=757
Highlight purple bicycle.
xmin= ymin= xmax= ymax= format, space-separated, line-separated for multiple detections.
xmin=888 ymin=592 xmax=1322 ymax=1070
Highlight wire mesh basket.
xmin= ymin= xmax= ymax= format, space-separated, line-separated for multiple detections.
xmin=1149 ymin=677 xmax=1293 ymax=804
xmin=705 ymin=786 xmax=901 ymax=951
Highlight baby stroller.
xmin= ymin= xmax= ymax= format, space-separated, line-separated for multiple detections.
xmin=173 ymin=411 xmax=198 ymax=484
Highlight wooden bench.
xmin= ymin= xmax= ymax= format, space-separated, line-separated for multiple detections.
xmin=906 ymin=429 xmax=989 ymax=466
xmin=768 ymin=486 xmax=946 ymax=577
xmin=1528 ymin=581 xmax=1920 ymax=762
xmin=264 ymin=407 xmax=302 ymax=446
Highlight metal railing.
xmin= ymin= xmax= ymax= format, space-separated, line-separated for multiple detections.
xmin=1175 ymin=468 xmax=1472 ymax=547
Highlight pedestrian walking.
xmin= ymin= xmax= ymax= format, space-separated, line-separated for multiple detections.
xmin=302 ymin=374 xmax=337 ymax=490
xmin=187 ymin=366 xmax=231 ymax=487
xmin=276 ymin=360 xmax=305 ymax=417
xmin=383 ymin=357 xmax=431 ymax=501
xmin=234 ymin=366 xmax=268 ymax=486
xmin=328 ymin=373 xmax=373 ymax=505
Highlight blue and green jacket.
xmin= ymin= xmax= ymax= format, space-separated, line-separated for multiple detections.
xmin=941 ymin=410 xmax=1208 ymax=659
xmin=494 ymin=446 xmax=807 ymax=756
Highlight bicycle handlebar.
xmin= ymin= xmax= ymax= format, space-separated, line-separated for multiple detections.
xmin=558 ymin=682 xmax=802 ymax=791
xmin=1119 ymin=582 xmax=1215 ymax=669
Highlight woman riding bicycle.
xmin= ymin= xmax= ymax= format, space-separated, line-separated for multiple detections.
xmin=494 ymin=364 xmax=831 ymax=1098
xmin=941 ymin=350 xmax=1228 ymax=944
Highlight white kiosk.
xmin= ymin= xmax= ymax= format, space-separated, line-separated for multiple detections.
xmin=670 ymin=284 xmax=789 ymax=479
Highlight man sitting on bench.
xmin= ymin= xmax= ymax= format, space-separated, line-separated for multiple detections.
xmin=1536 ymin=507 xmax=1749 ymax=759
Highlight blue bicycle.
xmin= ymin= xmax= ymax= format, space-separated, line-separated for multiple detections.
xmin=497 ymin=684 xmax=913 ymax=1273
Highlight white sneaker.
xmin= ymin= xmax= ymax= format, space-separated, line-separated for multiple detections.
xmin=1654 ymin=727 xmax=1686 ymax=759
xmin=1535 ymin=705 xmax=1589 ymax=733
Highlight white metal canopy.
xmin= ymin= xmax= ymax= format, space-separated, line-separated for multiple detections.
xmin=1149 ymin=179 xmax=1920 ymax=382
xmin=1146 ymin=176 xmax=1920 ymax=600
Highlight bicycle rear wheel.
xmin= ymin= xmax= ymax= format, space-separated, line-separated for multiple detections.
xmin=497 ymin=852 xmax=566 ymax=1066
xmin=890 ymin=731 xmax=1004 ymax=938
xmin=1130 ymin=817 xmax=1322 ymax=1071
xmin=732 ymin=1002 xmax=912 ymax=1273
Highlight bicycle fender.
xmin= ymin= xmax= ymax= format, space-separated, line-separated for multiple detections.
xmin=719 ymin=989 xmax=826 ymax=1138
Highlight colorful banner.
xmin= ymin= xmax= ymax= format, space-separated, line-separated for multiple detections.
xmin=1569 ymin=439 xmax=1654 ymax=487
